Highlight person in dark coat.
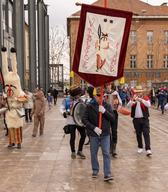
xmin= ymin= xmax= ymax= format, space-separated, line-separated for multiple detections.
xmin=82 ymin=86 xmax=115 ymax=182
xmin=52 ymin=88 xmax=58 ymax=105
xmin=157 ymin=89 xmax=167 ymax=114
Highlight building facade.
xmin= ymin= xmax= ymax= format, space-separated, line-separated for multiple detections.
xmin=0 ymin=0 xmax=50 ymax=93
xmin=67 ymin=0 xmax=168 ymax=88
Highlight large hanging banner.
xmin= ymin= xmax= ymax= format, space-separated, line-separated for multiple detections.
xmin=72 ymin=4 xmax=132 ymax=87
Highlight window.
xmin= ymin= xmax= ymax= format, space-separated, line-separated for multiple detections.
xmin=130 ymin=80 xmax=137 ymax=88
xmin=164 ymin=55 xmax=168 ymax=68
xmin=130 ymin=55 xmax=136 ymax=68
xmin=164 ymin=31 xmax=168 ymax=44
xmin=130 ymin=31 xmax=136 ymax=44
xmin=147 ymin=31 xmax=153 ymax=44
xmin=156 ymin=72 xmax=161 ymax=78
xmin=147 ymin=55 xmax=153 ymax=68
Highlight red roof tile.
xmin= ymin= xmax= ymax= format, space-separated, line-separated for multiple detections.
xmin=71 ymin=0 xmax=168 ymax=17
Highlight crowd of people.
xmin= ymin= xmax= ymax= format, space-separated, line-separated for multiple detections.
xmin=150 ymin=87 xmax=168 ymax=114
xmin=0 ymin=86 xmax=59 ymax=146
xmin=0 ymin=82 xmax=167 ymax=182
xmin=60 ymin=84 xmax=167 ymax=182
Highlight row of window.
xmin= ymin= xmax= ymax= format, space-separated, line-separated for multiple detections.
xmin=125 ymin=71 xmax=163 ymax=78
xmin=130 ymin=30 xmax=168 ymax=44
xmin=130 ymin=55 xmax=168 ymax=68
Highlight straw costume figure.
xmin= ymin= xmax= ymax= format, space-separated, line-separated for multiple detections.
xmin=1 ymin=47 xmax=27 ymax=149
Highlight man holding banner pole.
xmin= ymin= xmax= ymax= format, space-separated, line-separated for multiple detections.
xmin=72 ymin=2 xmax=132 ymax=182
xmin=82 ymin=86 xmax=114 ymax=181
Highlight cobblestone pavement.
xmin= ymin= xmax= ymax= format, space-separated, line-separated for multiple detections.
xmin=0 ymin=98 xmax=167 ymax=192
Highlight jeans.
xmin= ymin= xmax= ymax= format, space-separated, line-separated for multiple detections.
xmin=90 ymin=135 xmax=111 ymax=177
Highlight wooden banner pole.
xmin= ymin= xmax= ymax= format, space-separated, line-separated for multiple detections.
xmin=98 ymin=0 xmax=108 ymax=129
xmin=98 ymin=86 xmax=104 ymax=129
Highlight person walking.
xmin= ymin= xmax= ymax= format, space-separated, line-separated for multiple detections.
xmin=60 ymin=86 xmax=86 ymax=159
xmin=52 ymin=88 xmax=58 ymax=105
xmin=23 ymin=89 xmax=34 ymax=122
xmin=119 ymin=88 xmax=127 ymax=106
xmin=65 ymin=88 xmax=68 ymax=96
xmin=0 ymin=93 xmax=8 ymax=136
xmin=82 ymin=86 xmax=115 ymax=182
xmin=127 ymin=86 xmax=152 ymax=156
xmin=47 ymin=92 xmax=53 ymax=110
xmin=105 ymin=83 xmax=122 ymax=157
xmin=157 ymin=89 xmax=167 ymax=114
xmin=31 ymin=89 xmax=45 ymax=137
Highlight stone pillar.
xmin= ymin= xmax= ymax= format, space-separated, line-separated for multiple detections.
xmin=28 ymin=0 xmax=37 ymax=91
xmin=45 ymin=14 xmax=49 ymax=94
xmin=13 ymin=0 xmax=25 ymax=88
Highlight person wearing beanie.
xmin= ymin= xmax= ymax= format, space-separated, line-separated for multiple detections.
xmin=82 ymin=86 xmax=115 ymax=182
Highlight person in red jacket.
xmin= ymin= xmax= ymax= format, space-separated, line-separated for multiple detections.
xmin=127 ymin=87 xmax=152 ymax=156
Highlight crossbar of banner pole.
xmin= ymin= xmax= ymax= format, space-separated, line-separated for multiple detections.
xmin=75 ymin=2 xmax=82 ymax=6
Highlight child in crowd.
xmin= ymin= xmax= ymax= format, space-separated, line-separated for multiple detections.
xmin=47 ymin=92 xmax=53 ymax=110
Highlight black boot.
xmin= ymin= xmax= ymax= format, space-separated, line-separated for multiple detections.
xmin=8 ymin=143 xmax=15 ymax=148
xmin=84 ymin=140 xmax=90 ymax=145
xmin=17 ymin=143 xmax=21 ymax=149
xmin=112 ymin=143 xmax=117 ymax=158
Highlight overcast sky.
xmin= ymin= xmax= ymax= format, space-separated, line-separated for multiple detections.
xmin=44 ymin=0 xmax=167 ymax=28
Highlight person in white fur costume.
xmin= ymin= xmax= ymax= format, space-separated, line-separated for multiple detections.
xmin=1 ymin=47 xmax=27 ymax=149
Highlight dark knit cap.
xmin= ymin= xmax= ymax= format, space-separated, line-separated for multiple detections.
xmin=87 ymin=86 xmax=94 ymax=98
